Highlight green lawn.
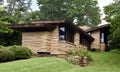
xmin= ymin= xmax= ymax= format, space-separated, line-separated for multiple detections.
xmin=0 ymin=52 xmax=120 ymax=72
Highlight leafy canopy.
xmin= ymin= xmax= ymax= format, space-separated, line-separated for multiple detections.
xmin=36 ymin=0 xmax=101 ymax=27
xmin=0 ymin=0 xmax=32 ymax=33
xmin=104 ymin=0 xmax=120 ymax=49
xmin=0 ymin=0 xmax=31 ymax=46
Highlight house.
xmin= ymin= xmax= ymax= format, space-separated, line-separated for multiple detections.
xmin=85 ymin=24 xmax=110 ymax=51
xmin=8 ymin=20 xmax=94 ymax=54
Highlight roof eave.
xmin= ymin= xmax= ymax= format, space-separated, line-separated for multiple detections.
xmin=85 ymin=24 xmax=110 ymax=32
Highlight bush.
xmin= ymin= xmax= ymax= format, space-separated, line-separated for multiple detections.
xmin=9 ymin=45 xmax=32 ymax=59
xmin=67 ymin=50 xmax=77 ymax=55
xmin=66 ymin=56 xmax=79 ymax=65
xmin=67 ymin=49 xmax=92 ymax=61
xmin=0 ymin=49 xmax=15 ymax=62
xmin=66 ymin=50 xmax=92 ymax=66
xmin=78 ymin=50 xmax=92 ymax=61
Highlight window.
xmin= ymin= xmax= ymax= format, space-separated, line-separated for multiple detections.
xmin=101 ymin=33 xmax=104 ymax=43
xmin=80 ymin=35 xmax=85 ymax=44
xmin=80 ymin=35 xmax=90 ymax=49
xmin=59 ymin=26 xmax=74 ymax=43
xmin=59 ymin=27 xmax=65 ymax=40
xmin=87 ymin=32 xmax=91 ymax=35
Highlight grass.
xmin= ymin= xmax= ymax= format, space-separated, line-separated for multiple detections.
xmin=84 ymin=52 xmax=120 ymax=72
xmin=0 ymin=52 xmax=120 ymax=72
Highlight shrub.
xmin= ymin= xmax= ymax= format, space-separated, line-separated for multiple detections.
xmin=9 ymin=45 xmax=32 ymax=59
xmin=67 ymin=49 xmax=92 ymax=61
xmin=67 ymin=50 xmax=77 ymax=55
xmin=66 ymin=56 xmax=78 ymax=65
xmin=0 ymin=49 xmax=15 ymax=62
xmin=78 ymin=50 xmax=92 ymax=61
xmin=67 ymin=50 xmax=92 ymax=66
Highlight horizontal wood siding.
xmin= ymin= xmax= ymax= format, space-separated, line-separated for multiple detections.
xmin=22 ymin=26 xmax=87 ymax=54
xmin=22 ymin=31 xmax=51 ymax=53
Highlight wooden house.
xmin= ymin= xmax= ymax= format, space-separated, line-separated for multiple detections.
xmin=86 ymin=24 xmax=110 ymax=51
xmin=8 ymin=20 xmax=94 ymax=54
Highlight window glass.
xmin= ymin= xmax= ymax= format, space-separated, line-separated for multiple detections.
xmin=60 ymin=27 xmax=65 ymax=32
xmin=101 ymin=33 xmax=104 ymax=43
xmin=60 ymin=35 xmax=65 ymax=40
xmin=59 ymin=27 xmax=65 ymax=40
xmin=87 ymin=32 xmax=91 ymax=35
xmin=59 ymin=26 xmax=74 ymax=43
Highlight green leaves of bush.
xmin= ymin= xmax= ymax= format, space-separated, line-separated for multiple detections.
xmin=67 ymin=50 xmax=92 ymax=61
xmin=0 ymin=49 xmax=15 ymax=62
xmin=9 ymin=45 xmax=32 ymax=59
xmin=0 ymin=45 xmax=32 ymax=62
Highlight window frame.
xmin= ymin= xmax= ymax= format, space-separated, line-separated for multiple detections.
xmin=59 ymin=25 xmax=74 ymax=43
xmin=59 ymin=26 xmax=66 ymax=40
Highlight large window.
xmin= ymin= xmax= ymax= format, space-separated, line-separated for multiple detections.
xmin=59 ymin=26 xmax=74 ymax=43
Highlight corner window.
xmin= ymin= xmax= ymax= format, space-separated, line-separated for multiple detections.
xmin=59 ymin=26 xmax=74 ymax=43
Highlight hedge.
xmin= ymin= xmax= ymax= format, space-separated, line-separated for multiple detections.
xmin=0 ymin=49 xmax=15 ymax=62
xmin=9 ymin=45 xmax=32 ymax=59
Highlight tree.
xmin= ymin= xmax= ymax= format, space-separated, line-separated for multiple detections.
xmin=0 ymin=0 xmax=33 ymax=46
xmin=104 ymin=0 xmax=120 ymax=49
xmin=0 ymin=6 xmax=13 ymax=33
xmin=4 ymin=0 xmax=32 ymax=24
xmin=37 ymin=0 xmax=101 ymax=27
xmin=0 ymin=6 xmax=14 ymax=46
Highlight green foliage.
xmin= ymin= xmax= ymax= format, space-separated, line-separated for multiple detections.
xmin=5 ymin=0 xmax=32 ymax=14
xmin=66 ymin=51 xmax=90 ymax=65
xmin=5 ymin=31 xmax=22 ymax=46
xmin=104 ymin=0 xmax=120 ymax=49
xmin=0 ymin=25 xmax=13 ymax=33
xmin=4 ymin=0 xmax=32 ymax=24
xmin=67 ymin=50 xmax=92 ymax=61
xmin=37 ymin=0 xmax=101 ymax=27
xmin=67 ymin=50 xmax=78 ymax=55
xmin=0 ymin=10 xmax=17 ymax=24
xmin=26 ymin=11 xmax=42 ymax=22
xmin=79 ymin=50 xmax=92 ymax=61
xmin=0 ymin=10 xmax=13 ymax=33
xmin=0 ymin=0 xmax=32 ymax=25
xmin=0 ymin=45 xmax=32 ymax=62
xmin=9 ymin=45 xmax=32 ymax=59
xmin=0 ymin=34 xmax=6 ymax=45
xmin=0 ymin=49 xmax=15 ymax=62
xmin=65 ymin=56 xmax=79 ymax=65
xmin=0 ymin=1 xmax=31 ymax=45
xmin=0 ymin=30 xmax=22 ymax=46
